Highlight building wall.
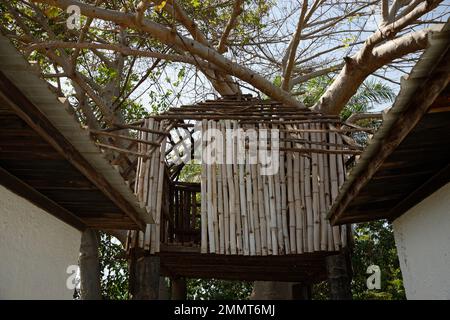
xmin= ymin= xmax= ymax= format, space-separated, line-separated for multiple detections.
xmin=393 ymin=182 xmax=450 ymax=300
xmin=0 ymin=185 xmax=81 ymax=299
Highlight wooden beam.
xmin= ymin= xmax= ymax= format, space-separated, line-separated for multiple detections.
xmin=387 ymin=163 xmax=450 ymax=222
xmin=90 ymin=129 xmax=161 ymax=146
xmin=0 ymin=71 xmax=145 ymax=230
xmin=0 ymin=165 xmax=85 ymax=231
xmin=330 ymin=48 xmax=450 ymax=225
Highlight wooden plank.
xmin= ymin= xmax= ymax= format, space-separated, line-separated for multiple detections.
xmin=387 ymin=163 xmax=450 ymax=221
xmin=0 ymin=165 xmax=85 ymax=230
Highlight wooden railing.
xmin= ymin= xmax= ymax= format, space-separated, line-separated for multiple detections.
xmin=163 ymin=181 xmax=201 ymax=246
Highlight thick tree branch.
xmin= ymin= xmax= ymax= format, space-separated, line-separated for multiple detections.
xmin=314 ymin=25 xmax=442 ymax=114
xmin=31 ymin=0 xmax=307 ymax=109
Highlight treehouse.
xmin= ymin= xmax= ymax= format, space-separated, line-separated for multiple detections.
xmin=93 ymin=95 xmax=366 ymax=284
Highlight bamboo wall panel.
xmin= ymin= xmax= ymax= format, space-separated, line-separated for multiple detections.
xmin=128 ymin=119 xmax=168 ymax=254
xmin=200 ymin=120 xmax=350 ymax=255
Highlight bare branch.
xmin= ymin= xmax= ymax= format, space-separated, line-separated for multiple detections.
xmin=217 ymin=0 xmax=243 ymax=54
xmin=25 ymin=41 xmax=213 ymax=67
xmin=346 ymin=112 xmax=384 ymax=124
xmin=291 ymin=62 xmax=344 ymax=86
xmin=381 ymin=0 xmax=389 ymax=23
xmin=281 ymin=0 xmax=309 ymax=91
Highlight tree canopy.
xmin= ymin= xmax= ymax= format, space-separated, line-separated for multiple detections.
xmin=0 ymin=0 xmax=447 ymax=131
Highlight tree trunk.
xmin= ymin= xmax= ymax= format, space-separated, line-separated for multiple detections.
xmin=129 ymin=254 xmax=160 ymax=300
xmin=79 ymin=228 xmax=102 ymax=300
xmin=171 ymin=277 xmax=187 ymax=300
xmin=292 ymin=283 xmax=312 ymax=300
xmin=325 ymin=252 xmax=352 ymax=300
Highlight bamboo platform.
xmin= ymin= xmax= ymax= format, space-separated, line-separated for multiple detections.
xmin=132 ymin=245 xmax=336 ymax=283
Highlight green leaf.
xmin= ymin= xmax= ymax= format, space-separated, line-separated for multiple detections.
xmin=191 ymin=0 xmax=201 ymax=8
xmin=273 ymin=75 xmax=282 ymax=87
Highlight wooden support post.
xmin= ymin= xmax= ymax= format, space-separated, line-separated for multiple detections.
xmin=292 ymin=283 xmax=312 ymax=300
xmin=131 ymin=255 xmax=160 ymax=300
xmin=171 ymin=277 xmax=187 ymax=300
xmin=79 ymin=229 xmax=101 ymax=300
xmin=325 ymin=252 xmax=352 ymax=300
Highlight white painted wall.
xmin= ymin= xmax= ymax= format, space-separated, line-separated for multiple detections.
xmin=393 ymin=182 xmax=450 ymax=300
xmin=0 ymin=185 xmax=81 ymax=299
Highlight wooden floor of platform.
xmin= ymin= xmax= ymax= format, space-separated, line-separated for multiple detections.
xmin=155 ymin=245 xmax=336 ymax=283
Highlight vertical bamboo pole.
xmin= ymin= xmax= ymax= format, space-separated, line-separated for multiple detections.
xmin=239 ymin=151 xmax=250 ymax=256
xmin=318 ymin=123 xmax=328 ymax=251
xmin=200 ymin=120 xmax=208 ymax=253
xmin=293 ymin=140 xmax=303 ymax=254
xmin=141 ymin=119 xmax=152 ymax=205
xmin=336 ymin=132 xmax=347 ymax=249
xmin=211 ymin=121 xmax=220 ymax=253
xmin=154 ymin=121 xmax=167 ymax=253
xmin=149 ymin=121 xmax=160 ymax=254
xmin=216 ymin=122 xmax=225 ymax=254
xmin=220 ymin=121 xmax=230 ymax=254
xmin=135 ymin=129 xmax=142 ymax=195
xmin=225 ymin=120 xmax=237 ymax=254
xmin=143 ymin=120 xmax=153 ymax=250
xmin=137 ymin=119 xmax=148 ymax=202
xmin=329 ymin=129 xmax=341 ymax=250
xmin=279 ymin=126 xmax=290 ymax=254
xmin=299 ymin=124 xmax=307 ymax=252
xmin=323 ymin=129 xmax=334 ymax=251
xmin=206 ymin=121 xmax=216 ymax=253
xmin=272 ymin=125 xmax=284 ymax=254
xmin=246 ymin=161 xmax=256 ymax=255
xmin=304 ymin=123 xmax=314 ymax=252
xmin=268 ymin=166 xmax=278 ymax=255
xmin=260 ymin=124 xmax=272 ymax=255
xmin=233 ymin=121 xmax=243 ymax=254
xmin=256 ymin=146 xmax=268 ymax=256
xmin=251 ymin=160 xmax=262 ymax=255
xmin=286 ymin=140 xmax=296 ymax=254
xmin=311 ymin=123 xmax=321 ymax=252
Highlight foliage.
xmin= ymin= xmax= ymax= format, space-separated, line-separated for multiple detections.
xmin=312 ymin=222 xmax=405 ymax=300
xmin=300 ymin=76 xmax=395 ymax=115
xmin=341 ymin=80 xmax=396 ymax=120
xmin=351 ymin=221 xmax=405 ymax=300
xmin=187 ymin=279 xmax=253 ymax=300
xmin=178 ymin=162 xmax=202 ymax=182
xmin=98 ymin=232 xmax=130 ymax=300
